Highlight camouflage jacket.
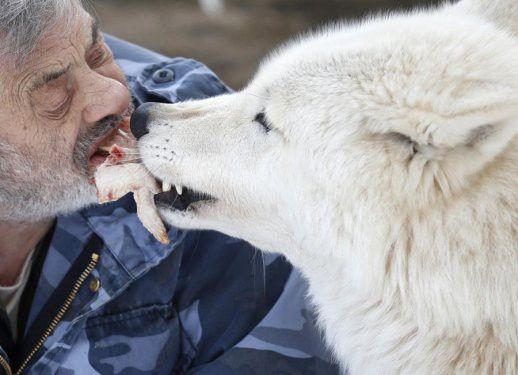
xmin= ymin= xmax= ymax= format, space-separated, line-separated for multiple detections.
xmin=0 ymin=36 xmax=339 ymax=374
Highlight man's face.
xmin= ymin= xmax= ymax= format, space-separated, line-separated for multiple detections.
xmin=0 ymin=4 xmax=131 ymax=221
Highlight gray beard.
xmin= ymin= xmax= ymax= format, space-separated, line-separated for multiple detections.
xmin=0 ymin=115 xmax=122 ymax=222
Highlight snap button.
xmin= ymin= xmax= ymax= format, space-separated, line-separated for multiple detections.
xmin=89 ymin=278 xmax=101 ymax=293
xmin=152 ymin=68 xmax=175 ymax=83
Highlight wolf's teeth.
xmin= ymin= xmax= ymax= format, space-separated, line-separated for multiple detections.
xmin=175 ymin=185 xmax=183 ymax=195
xmin=98 ymin=145 xmax=112 ymax=152
xmin=162 ymin=182 xmax=172 ymax=192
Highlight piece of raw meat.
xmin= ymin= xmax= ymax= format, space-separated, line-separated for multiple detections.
xmin=94 ymin=131 xmax=170 ymax=245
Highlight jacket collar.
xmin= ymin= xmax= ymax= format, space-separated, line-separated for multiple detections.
xmin=25 ymin=194 xmax=184 ymax=338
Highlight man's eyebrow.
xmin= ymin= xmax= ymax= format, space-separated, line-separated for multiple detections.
xmin=90 ymin=18 xmax=100 ymax=48
xmin=29 ymin=65 xmax=71 ymax=92
xmin=26 ymin=19 xmax=99 ymax=94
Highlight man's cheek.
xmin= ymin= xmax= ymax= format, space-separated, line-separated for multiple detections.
xmin=46 ymin=124 xmax=79 ymax=162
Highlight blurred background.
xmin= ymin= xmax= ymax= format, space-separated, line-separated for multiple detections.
xmin=92 ymin=0 xmax=442 ymax=89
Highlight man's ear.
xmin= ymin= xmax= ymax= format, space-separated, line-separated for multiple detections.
xmin=454 ymin=0 xmax=518 ymax=37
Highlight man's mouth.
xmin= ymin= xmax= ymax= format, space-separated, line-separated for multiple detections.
xmin=88 ymin=130 xmax=117 ymax=172
xmin=87 ymin=117 xmax=134 ymax=179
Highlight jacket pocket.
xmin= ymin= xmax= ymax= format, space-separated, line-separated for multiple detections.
xmin=84 ymin=303 xmax=182 ymax=374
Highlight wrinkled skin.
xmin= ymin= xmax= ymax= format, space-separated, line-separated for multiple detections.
xmin=0 ymin=2 xmax=131 ymax=222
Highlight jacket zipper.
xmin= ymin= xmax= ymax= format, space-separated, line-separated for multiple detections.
xmin=0 ymin=354 xmax=12 ymax=375
xmin=15 ymin=253 xmax=99 ymax=375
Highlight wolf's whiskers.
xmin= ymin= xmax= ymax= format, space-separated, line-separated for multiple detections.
xmin=121 ymin=157 xmax=143 ymax=163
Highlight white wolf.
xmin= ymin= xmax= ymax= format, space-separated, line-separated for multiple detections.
xmin=134 ymin=0 xmax=518 ymax=372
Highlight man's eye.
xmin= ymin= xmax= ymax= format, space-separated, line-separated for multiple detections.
xmin=31 ymin=75 xmax=71 ymax=120
xmin=87 ymin=44 xmax=112 ymax=68
xmin=48 ymin=99 xmax=69 ymax=117
xmin=45 ymin=94 xmax=71 ymax=119
xmin=254 ymin=112 xmax=272 ymax=133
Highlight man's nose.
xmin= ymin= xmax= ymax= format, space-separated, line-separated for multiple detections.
xmin=83 ymin=77 xmax=131 ymax=124
xmin=130 ymin=103 xmax=153 ymax=139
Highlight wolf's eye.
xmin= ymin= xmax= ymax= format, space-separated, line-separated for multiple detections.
xmin=254 ymin=112 xmax=272 ymax=133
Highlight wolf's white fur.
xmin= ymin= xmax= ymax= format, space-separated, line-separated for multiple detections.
xmin=139 ymin=0 xmax=518 ymax=372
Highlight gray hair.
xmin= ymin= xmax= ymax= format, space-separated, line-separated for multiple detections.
xmin=0 ymin=0 xmax=86 ymax=62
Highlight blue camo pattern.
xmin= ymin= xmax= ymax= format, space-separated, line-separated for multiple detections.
xmin=0 ymin=35 xmax=340 ymax=374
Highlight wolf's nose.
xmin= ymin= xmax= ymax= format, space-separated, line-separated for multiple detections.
xmin=130 ymin=103 xmax=152 ymax=139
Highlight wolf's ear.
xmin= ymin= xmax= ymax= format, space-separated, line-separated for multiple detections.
xmin=454 ymin=0 xmax=518 ymax=36
xmin=378 ymin=0 xmax=518 ymax=151
xmin=386 ymin=85 xmax=518 ymax=151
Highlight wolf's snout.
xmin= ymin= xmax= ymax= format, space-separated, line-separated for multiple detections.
xmin=130 ymin=103 xmax=153 ymax=139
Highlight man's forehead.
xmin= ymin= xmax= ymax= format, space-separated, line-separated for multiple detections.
xmin=7 ymin=11 xmax=99 ymax=89
xmin=36 ymin=11 xmax=97 ymax=58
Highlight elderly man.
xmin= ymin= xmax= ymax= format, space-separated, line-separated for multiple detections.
xmin=0 ymin=1 xmax=338 ymax=374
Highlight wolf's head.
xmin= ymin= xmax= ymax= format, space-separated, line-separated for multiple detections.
xmin=134 ymin=0 xmax=518 ymax=259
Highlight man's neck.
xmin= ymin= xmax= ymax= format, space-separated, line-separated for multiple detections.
xmin=0 ymin=219 xmax=54 ymax=286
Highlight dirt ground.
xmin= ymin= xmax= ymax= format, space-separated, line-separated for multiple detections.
xmin=93 ymin=0 xmax=440 ymax=89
